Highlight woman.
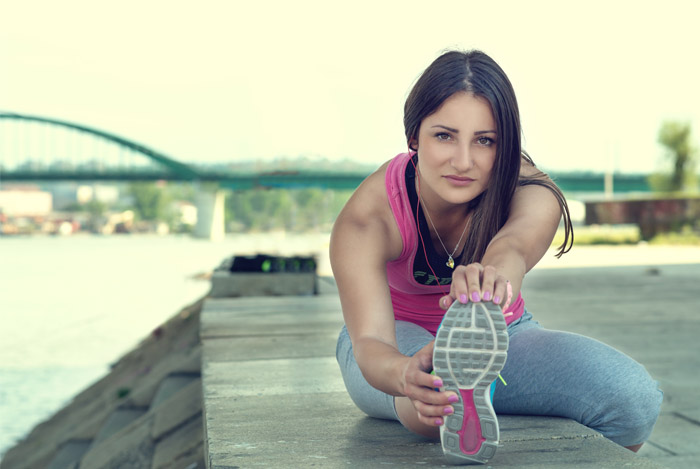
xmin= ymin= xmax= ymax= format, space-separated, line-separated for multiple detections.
xmin=330 ymin=50 xmax=661 ymax=465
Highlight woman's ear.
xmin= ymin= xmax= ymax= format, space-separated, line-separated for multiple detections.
xmin=408 ymin=138 xmax=418 ymax=151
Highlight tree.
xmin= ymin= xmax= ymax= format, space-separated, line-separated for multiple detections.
xmin=653 ymin=121 xmax=696 ymax=192
xmin=127 ymin=182 xmax=172 ymax=221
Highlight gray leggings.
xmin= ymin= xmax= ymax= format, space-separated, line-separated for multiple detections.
xmin=335 ymin=310 xmax=662 ymax=447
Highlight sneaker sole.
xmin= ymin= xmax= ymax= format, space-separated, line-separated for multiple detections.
xmin=432 ymin=300 xmax=508 ymax=465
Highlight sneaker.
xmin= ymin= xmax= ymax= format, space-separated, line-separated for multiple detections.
xmin=432 ymin=300 xmax=508 ymax=464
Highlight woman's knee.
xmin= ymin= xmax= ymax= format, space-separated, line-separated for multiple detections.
xmin=592 ymin=369 xmax=663 ymax=446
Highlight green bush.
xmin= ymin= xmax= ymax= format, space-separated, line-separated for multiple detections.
xmin=649 ymin=225 xmax=700 ymax=245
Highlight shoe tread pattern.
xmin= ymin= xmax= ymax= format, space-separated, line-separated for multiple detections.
xmin=432 ymin=301 xmax=508 ymax=465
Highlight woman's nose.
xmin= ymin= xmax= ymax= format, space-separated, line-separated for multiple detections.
xmin=450 ymin=145 xmax=474 ymax=172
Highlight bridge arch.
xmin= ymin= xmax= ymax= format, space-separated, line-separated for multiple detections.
xmin=0 ymin=112 xmax=201 ymax=179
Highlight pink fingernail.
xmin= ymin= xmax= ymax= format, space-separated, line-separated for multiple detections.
xmin=448 ymin=394 xmax=459 ymax=403
xmin=433 ymin=379 xmax=443 ymax=387
xmin=471 ymin=292 xmax=480 ymax=302
xmin=435 ymin=418 xmax=443 ymax=425
xmin=443 ymin=407 xmax=453 ymax=415
xmin=483 ymin=291 xmax=491 ymax=301
xmin=459 ymin=294 xmax=467 ymax=304
xmin=494 ymin=296 xmax=501 ymax=304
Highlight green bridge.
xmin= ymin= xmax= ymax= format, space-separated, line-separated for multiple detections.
xmin=0 ymin=112 xmax=651 ymax=238
xmin=0 ymin=112 xmax=651 ymax=193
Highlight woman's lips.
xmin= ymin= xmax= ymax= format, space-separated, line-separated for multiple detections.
xmin=444 ymin=175 xmax=475 ymax=186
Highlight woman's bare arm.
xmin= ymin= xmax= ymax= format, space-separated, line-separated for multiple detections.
xmin=446 ymin=169 xmax=563 ymax=309
xmin=330 ymin=167 xmax=409 ymax=396
xmin=330 ymin=165 xmax=456 ymax=428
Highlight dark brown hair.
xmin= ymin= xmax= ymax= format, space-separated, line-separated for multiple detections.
xmin=404 ymin=50 xmax=573 ymax=262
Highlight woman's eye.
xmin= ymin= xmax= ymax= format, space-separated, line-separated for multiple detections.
xmin=477 ymin=137 xmax=494 ymax=145
xmin=436 ymin=133 xmax=451 ymax=141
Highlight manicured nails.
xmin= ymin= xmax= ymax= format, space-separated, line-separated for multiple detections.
xmin=471 ymin=291 xmax=480 ymax=302
xmin=447 ymin=394 xmax=459 ymax=403
xmin=459 ymin=294 xmax=467 ymax=304
xmin=433 ymin=379 xmax=443 ymax=388
xmin=483 ymin=291 xmax=491 ymax=301
xmin=443 ymin=407 xmax=453 ymax=415
xmin=434 ymin=418 xmax=443 ymax=426
xmin=493 ymin=296 xmax=501 ymax=304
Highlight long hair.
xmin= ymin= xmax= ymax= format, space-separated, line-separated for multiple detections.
xmin=404 ymin=50 xmax=573 ymax=262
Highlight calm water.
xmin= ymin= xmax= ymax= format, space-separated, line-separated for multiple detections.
xmin=0 ymin=232 xmax=331 ymax=457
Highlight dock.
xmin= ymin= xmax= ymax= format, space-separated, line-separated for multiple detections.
xmin=200 ymin=265 xmax=700 ymax=468
xmin=3 ymin=263 xmax=698 ymax=468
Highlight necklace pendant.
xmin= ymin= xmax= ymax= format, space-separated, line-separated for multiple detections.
xmin=446 ymin=256 xmax=455 ymax=269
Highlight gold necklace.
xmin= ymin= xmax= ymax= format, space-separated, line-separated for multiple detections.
xmin=419 ymin=196 xmax=469 ymax=269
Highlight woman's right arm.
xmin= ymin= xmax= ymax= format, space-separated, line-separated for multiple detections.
xmin=330 ymin=167 xmax=411 ymax=396
xmin=331 ymin=166 xmax=461 ymax=426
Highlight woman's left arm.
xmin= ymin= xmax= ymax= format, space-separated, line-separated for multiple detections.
xmin=444 ymin=180 xmax=562 ymax=310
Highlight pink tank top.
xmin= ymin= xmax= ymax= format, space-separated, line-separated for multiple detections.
xmin=385 ymin=152 xmax=524 ymax=335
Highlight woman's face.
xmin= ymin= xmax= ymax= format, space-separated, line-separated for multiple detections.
xmin=414 ymin=92 xmax=497 ymax=209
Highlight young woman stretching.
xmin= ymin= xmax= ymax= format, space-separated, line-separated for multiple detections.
xmin=330 ymin=50 xmax=662 ymax=464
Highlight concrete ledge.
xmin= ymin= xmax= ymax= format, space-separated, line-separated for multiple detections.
xmin=200 ymin=294 xmax=666 ymax=468
xmin=209 ymin=272 xmax=316 ymax=298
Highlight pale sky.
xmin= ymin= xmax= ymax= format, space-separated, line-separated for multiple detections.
xmin=1 ymin=0 xmax=699 ymax=174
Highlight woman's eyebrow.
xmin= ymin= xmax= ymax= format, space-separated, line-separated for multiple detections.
xmin=431 ymin=125 xmax=459 ymax=133
xmin=431 ymin=125 xmax=497 ymax=135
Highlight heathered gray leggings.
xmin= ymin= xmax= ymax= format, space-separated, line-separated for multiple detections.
xmin=335 ymin=310 xmax=662 ymax=447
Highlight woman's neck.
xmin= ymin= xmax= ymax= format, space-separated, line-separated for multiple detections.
xmin=415 ymin=179 xmax=472 ymax=250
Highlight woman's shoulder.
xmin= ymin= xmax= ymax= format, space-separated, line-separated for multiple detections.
xmin=341 ymin=159 xmax=392 ymax=221
xmin=331 ymin=157 xmax=403 ymax=258
xmin=355 ymin=152 xmax=410 ymax=201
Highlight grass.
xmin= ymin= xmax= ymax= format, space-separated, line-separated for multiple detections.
xmin=553 ymin=224 xmax=700 ymax=246
xmin=553 ymin=224 xmax=641 ymax=247
xmin=649 ymin=225 xmax=700 ymax=245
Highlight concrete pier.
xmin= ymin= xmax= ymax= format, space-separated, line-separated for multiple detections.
xmin=194 ymin=190 xmax=225 ymax=241
xmin=199 ymin=264 xmax=700 ymax=468
xmin=3 ymin=256 xmax=698 ymax=468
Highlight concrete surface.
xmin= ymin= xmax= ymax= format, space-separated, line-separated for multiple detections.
xmin=201 ymin=263 xmax=700 ymax=467
xmin=5 ymin=247 xmax=698 ymax=468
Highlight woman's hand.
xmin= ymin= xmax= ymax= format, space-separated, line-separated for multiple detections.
xmin=401 ymin=341 xmax=459 ymax=426
xmin=439 ymin=263 xmax=512 ymax=311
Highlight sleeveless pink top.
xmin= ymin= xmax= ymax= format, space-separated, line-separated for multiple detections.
xmin=385 ymin=152 xmax=524 ymax=335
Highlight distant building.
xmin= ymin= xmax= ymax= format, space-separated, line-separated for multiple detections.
xmin=0 ymin=188 xmax=52 ymax=217
xmin=76 ymin=185 xmax=119 ymax=205
xmin=173 ymin=201 xmax=197 ymax=226
xmin=49 ymin=183 xmax=120 ymax=209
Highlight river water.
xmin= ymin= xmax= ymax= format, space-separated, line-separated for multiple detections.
xmin=0 ymin=232 xmax=331 ymax=456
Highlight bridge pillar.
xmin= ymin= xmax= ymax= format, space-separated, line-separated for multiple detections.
xmin=194 ymin=190 xmax=225 ymax=241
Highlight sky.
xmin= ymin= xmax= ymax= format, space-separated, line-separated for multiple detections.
xmin=1 ymin=0 xmax=699 ymax=174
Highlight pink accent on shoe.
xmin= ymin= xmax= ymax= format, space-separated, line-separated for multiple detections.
xmin=458 ymin=389 xmax=485 ymax=455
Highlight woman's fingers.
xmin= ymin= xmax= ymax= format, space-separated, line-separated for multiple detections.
xmin=503 ymin=280 xmax=514 ymax=311
xmin=450 ymin=263 xmax=484 ymax=303
xmin=405 ymin=384 xmax=459 ymax=425
xmin=448 ymin=263 xmax=509 ymax=308
xmin=412 ymin=397 xmax=455 ymax=425
xmin=492 ymin=279 xmax=506 ymax=306
xmin=464 ymin=263 xmax=484 ymax=302
xmin=480 ymin=265 xmax=497 ymax=302
xmin=439 ymin=295 xmax=453 ymax=310
xmin=403 ymin=343 xmax=460 ymax=426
